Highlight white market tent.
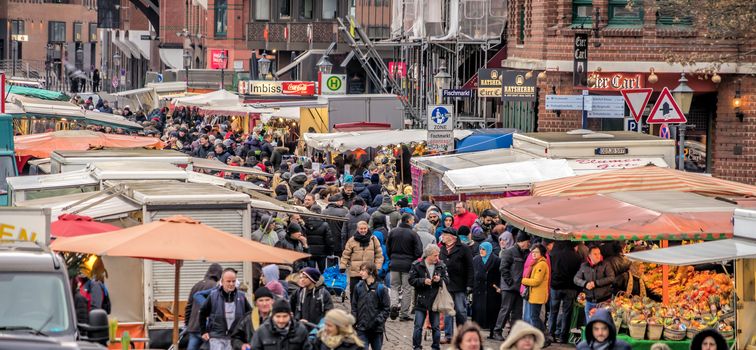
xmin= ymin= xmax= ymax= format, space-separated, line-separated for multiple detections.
xmin=172 ymin=89 xmax=240 ymax=107
xmin=304 ymin=129 xmax=474 ymax=153
xmin=442 ymin=158 xmax=576 ymax=193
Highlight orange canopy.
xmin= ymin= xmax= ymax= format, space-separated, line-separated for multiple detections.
xmin=531 ymin=165 xmax=756 ymax=198
xmin=14 ymin=130 xmax=165 ymax=158
xmin=490 ymin=194 xmax=734 ymax=241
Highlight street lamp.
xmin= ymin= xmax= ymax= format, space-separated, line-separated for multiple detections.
xmin=183 ymin=50 xmax=192 ymax=87
xmin=257 ymin=51 xmax=271 ymax=80
xmin=316 ymin=55 xmax=333 ymax=75
xmin=672 ymin=73 xmax=694 ymax=115
xmin=433 ymin=60 xmax=452 ymax=104
xmin=218 ymin=51 xmax=227 ymax=89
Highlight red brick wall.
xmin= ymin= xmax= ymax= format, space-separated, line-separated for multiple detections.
xmin=712 ymin=76 xmax=756 ymax=185
xmin=205 ymin=0 xmax=251 ymax=70
xmin=536 ymin=72 xmax=583 ymax=131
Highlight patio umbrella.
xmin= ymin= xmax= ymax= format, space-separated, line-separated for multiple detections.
xmin=51 ymin=215 xmax=309 ymax=348
xmin=50 ymin=214 xmax=121 ymax=238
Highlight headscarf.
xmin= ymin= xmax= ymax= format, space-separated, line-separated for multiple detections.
xmin=318 ymin=309 xmax=364 ymax=348
xmin=480 ymin=242 xmax=493 ymax=264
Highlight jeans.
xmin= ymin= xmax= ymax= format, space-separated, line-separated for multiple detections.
xmin=390 ymin=271 xmax=412 ymax=318
xmin=585 ymin=301 xmax=598 ymax=320
xmin=494 ymin=290 xmax=523 ymax=334
xmin=524 ymin=301 xmax=545 ymax=332
xmin=443 ymin=291 xmax=468 ymax=340
xmin=187 ymin=332 xmax=204 ymax=350
xmin=413 ymin=310 xmax=440 ymax=350
xmin=358 ymin=330 xmax=384 ymax=350
xmin=548 ymin=289 xmax=576 ymax=340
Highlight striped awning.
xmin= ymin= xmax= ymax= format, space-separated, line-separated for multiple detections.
xmin=531 ymin=165 xmax=756 ymax=198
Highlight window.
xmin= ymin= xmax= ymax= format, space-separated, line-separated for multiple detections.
xmin=322 ymin=0 xmax=338 ymax=19
xmin=89 ymin=23 xmax=98 ymax=42
xmin=300 ymin=0 xmax=313 ymax=19
xmin=11 ymin=20 xmax=25 ymax=35
xmin=608 ymin=0 xmax=642 ymax=25
xmin=279 ymin=0 xmax=291 ymax=18
xmin=255 ymin=0 xmax=270 ymax=20
xmin=49 ymin=21 xmax=66 ymax=42
xmin=572 ymin=0 xmax=592 ymax=26
xmin=215 ymin=0 xmax=228 ymax=37
xmin=656 ymin=0 xmax=692 ymax=26
xmin=517 ymin=2 xmax=525 ymax=44
xmin=73 ymin=22 xmax=82 ymax=42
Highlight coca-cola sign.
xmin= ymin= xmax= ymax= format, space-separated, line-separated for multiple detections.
xmin=282 ymin=82 xmax=315 ymax=96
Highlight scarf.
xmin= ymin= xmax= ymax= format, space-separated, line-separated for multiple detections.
xmin=321 ymin=334 xmax=346 ymax=349
xmin=354 ymin=231 xmax=373 ymax=247
xmin=318 ymin=327 xmax=363 ymax=349
xmin=480 ymin=242 xmax=493 ymax=264
xmin=588 ymin=255 xmax=604 ymax=267
xmin=590 ymin=340 xmax=611 ymax=350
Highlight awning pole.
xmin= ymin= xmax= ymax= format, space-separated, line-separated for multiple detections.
xmin=661 ymin=240 xmax=670 ymax=305
xmin=172 ymin=260 xmax=183 ymax=349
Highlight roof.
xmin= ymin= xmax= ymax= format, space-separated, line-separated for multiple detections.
xmin=89 ymin=161 xmax=189 ymax=180
xmin=116 ymin=180 xmax=250 ymax=205
xmin=16 ymin=190 xmax=141 ymax=219
xmin=83 ymin=110 xmax=143 ymax=130
xmin=190 ymin=157 xmax=271 ymax=177
xmin=411 ymin=148 xmax=537 ymax=173
xmin=186 ymin=172 xmax=272 ymax=193
xmin=0 ymin=243 xmax=65 ymax=273
xmin=518 ymin=131 xmax=664 ymax=143
xmin=442 ymin=158 xmax=576 ymax=194
xmin=52 ymin=149 xmax=186 ymax=159
xmin=7 ymin=169 xmax=98 ymax=191
xmin=4 ymin=85 xmax=69 ymax=101
xmin=626 ymin=238 xmax=756 ymax=265
xmin=304 ymin=129 xmax=473 ymax=152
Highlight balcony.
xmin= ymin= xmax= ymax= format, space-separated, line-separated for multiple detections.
xmin=246 ymin=22 xmax=341 ymax=51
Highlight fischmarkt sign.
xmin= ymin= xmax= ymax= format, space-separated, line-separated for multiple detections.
xmin=477 ymin=68 xmax=504 ymax=98
xmin=0 ymin=208 xmax=51 ymax=246
xmin=428 ymin=131 xmax=455 ymax=152
xmin=321 ymin=74 xmax=346 ymax=95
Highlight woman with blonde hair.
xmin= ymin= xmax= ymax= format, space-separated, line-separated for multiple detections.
xmin=500 ymin=321 xmax=545 ymax=350
xmin=311 ymin=309 xmax=364 ymax=350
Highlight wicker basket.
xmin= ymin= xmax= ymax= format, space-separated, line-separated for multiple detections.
xmin=721 ymin=330 xmax=735 ymax=340
xmin=629 ymin=322 xmax=647 ymax=340
xmin=647 ymin=324 xmax=664 ymax=340
xmin=663 ymin=327 xmax=687 ymax=341
xmin=613 ymin=316 xmax=623 ymax=330
xmin=687 ymin=328 xmax=701 ymax=339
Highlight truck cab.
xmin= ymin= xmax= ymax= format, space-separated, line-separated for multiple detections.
xmin=0 ymin=114 xmax=18 ymax=206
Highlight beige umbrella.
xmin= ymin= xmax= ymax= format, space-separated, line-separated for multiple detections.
xmin=51 ymin=215 xmax=309 ymax=348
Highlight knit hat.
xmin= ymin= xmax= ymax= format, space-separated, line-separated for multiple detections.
xmin=282 ymin=172 xmax=292 ymax=181
xmin=329 ymin=193 xmax=344 ymax=202
xmin=481 ymin=209 xmax=498 ymax=218
xmin=316 ymin=177 xmax=326 ymax=185
xmin=287 ymin=223 xmax=302 ymax=236
xmin=323 ymin=309 xmax=356 ymax=329
xmin=516 ymin=231 xmax=530 ymax=243
xmin=301 ymin=267 xmax=321 ymax=284
xmin=265 ymin=280 xmax=285 ymax=297
xmin=457 ymin=225 xmax=471 ymax=237
xmin=293 ymin=188 xmax=307 ymax=202
xmin=272 ymin=299 xmax=291 ymax=315
xmin=254 ymin=286 xmax=274 ymax=300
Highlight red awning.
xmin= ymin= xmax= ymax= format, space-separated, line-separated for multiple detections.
xmin=462 ymin=46 xmax=508 ymax=90
xmin=332 ymin=122 xmax=392 ymax=132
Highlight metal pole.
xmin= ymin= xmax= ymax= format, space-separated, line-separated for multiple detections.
xmin=677 ymin=125 xmax=686 ymax=171
xmin=221 ymin=68 xmax=224 ymax=90
xmin=12 ymin=40 xmax=16 ymax=77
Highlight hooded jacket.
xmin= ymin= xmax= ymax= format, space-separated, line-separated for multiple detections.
xmin=414 ymin=202 xmax=435 ymax=223
xmin=353 ymin=182 xmax=372 ymax=204
xmin=304 ymin=215 xmax=332 ymax=257
xmin=576 ymin=309 xmax=631 ymax=350
xmin=414 ymin=219 xmax=437 ymax=248
xmin=290 ymin=277 xmax=334 ymax=324
xmin=386 ymin=222 xmax=423 ymax=273
xmin=185 ymin=263 xmax=223 ymax=332
xmin=288 ymin=172 xmax=308 ymax=193
xmin=369 ymin=203 xmax=401 ymax=229
xmin=342 ymin=205 xmax=371 ymax=243
xmin=250 ymin=318 xmax=311 ymax=350
xmin=436 ymin=213 xmax=454 ymax=241
xmin=574 ymin=257 xmax=615 ymax=303
xmin=501 ymin=321 xmax=545 ymax=350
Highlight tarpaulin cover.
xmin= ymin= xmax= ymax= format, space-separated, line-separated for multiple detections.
xmin=14 ymin=130 xmax=164 ymax=158
xmin=442 ymin=158 xmax=575 ymax=194
xmin=491 ymin=191 xmax=735 ymax=241
xmin=303 ymin=129 xmax=473 ymax=152
xmin=626 ymin=238 xmax=756 ymax=266
xmin=172 ymin=89 xmax=240 ymax=107
xmin=4 ymin=85 xmax=69 ymax=101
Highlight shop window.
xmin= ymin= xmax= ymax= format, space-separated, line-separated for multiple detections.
xmin=656 ymin=0 xmax=692 ymax=26
xmin=215 ymin=0 xmax=228 ymax=37
xmin=11 ymin=20 xmax=25 ymax=35
xmin=572 ymin=0 xmax=592 ymax=26
xmin=89 ymin=23 xmax=97 ymax=42
xmin=322 ymin=0 xmax=338 ymax=19
xmin=73 ymin=22 xmax=82 ymax=42
xmin=48 ymin=21 xmax=66 ymax=43
xmin=279 ymin=0 xmax=292 ymax=18
xmin=608 ymin=0 xmax=643 ymax=26
xmin=300 ymin=0 xmax=313 ymax=19
xmin=255 ymin=0 xmax=270 ymax=20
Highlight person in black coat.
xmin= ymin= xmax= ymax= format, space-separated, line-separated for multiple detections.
xmin=322 ymin=194 xmax=348 ymax=257
xmin=385 ymin=214 xmax=423 ymax=321
xmin=351 ymin=262 xmax=390 ymax=350
xmin=439 ymin=227 xmax=474 ymax=343
xmin=548 ymin=241 xmax=583 ymax=344
xmin=409 ymin=244 xmax=449 ymax=350
xmin=304 ymin=214 xmax=332 ymax=272
xmin=251 ymin=299 xmax=312 ymax=350
xmin=366 ymin=173 xmax=383 ymax=200
xmin=472 ymin=242 xmax=501 ymax=337
xmin=185 ymin=263 xmax=223 ymax=350
xmin=492 ymin=231 xmax=531 ymax=341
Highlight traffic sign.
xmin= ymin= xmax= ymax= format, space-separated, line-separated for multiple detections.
xmin=321 ymin=74 xmax=346 ymax=95
xmin=111 ymin=76 xmax=119 ymax=88
xmin=659 ymin=123 xmax=671 ymax=139
xmin=647 ymin=87 xmax=687 ymax=124
xmin=427 ymin=105 xmax=454 ymax=132
xmin=621 ymin=88 xmax=653 ymax=123
xmin=587 ymin=96 xmax=625 ymax=119
xmin=625 ymin=118 xmax=639 ymax=132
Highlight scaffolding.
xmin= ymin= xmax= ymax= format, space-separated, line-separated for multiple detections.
xmin=343 ymin=0 xmax=508 ymax=128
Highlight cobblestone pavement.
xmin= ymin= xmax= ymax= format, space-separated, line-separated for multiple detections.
xmin=333 ymin=299 xmax=575 ymax=350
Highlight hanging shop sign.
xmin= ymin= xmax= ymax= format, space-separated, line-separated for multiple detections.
xmin=442 ymin=89 xmax=473 ymax=98
xmin=238 ymin=80 xmax=316 ymax=96
xmin=573 ymin=33 xmax=589 ymax=87
xmin=477 ymin=68 xmax=504 ymax=98
xmin=502 ymin=71 xmax=537 ymax=102
xmin=589 ymin=72 xmax=645 ymax=91
xmin=210 ymin=49 xmax=229 ymax=70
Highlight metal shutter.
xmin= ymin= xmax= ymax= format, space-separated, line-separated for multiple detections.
xmin=150 ymin=209 xmax=245 ymax=302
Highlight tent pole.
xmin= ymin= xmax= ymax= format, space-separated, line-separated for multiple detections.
xmin=661 ymin=240 xmax=669 ymax=305
xmin=172 ymin=260 xmax=183 ymax=348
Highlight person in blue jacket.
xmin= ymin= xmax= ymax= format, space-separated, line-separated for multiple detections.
xmin=370 ymin=215 xmax=391 ymax=284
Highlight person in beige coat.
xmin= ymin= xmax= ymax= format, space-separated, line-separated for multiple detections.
xmin=500 ymin=320 xmax=545 ymax=350
xmin=340 ymin=221 xmax=384 ymax=298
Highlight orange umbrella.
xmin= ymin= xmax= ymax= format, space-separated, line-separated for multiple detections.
xmin=14 ymin=130 xmax=165 ymax=158
xmin=51 ymin=215 xmax=309 ymax=348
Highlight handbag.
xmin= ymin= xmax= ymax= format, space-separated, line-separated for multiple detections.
xmin=432 ymin=281 xmax=456 ymax=316
xmin=521 ymin=286 xmax=530 ymax=300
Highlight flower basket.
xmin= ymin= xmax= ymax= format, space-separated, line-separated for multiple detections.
xmin=647 ymin=323 xmax=663 ymax=340
xmin=663 ymin=327 xmax=686 ymax=341
xmin=629 ymin=322 xmax=647 ymax=340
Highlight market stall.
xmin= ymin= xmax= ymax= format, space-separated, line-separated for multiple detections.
xmin=303 ymin=129 xmax=473 ymax=153
xmin=171 ymin=89 xmax=240 ymax=108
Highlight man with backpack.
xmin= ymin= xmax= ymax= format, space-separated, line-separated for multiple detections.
xmin=351 ymin=262 xmax=390 ymax=350
xmin=290 ymin=267 xmax=333 ymax=325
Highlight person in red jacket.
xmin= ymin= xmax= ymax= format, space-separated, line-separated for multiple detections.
xmin=453 ymin=202 xmax=478 ymax=230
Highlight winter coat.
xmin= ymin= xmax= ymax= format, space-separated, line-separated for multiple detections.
xmin=199 ymin=287 xmax=253 ymax=338
xmin=304 ymin=216 xmax=332 ymax=257
xmin=452 ymin=211 xmax=478 ymax=230
xmin=275 ymin=237 xmax=308 ymax=272
xmin=351 ymin=280 xmax=390 ymax=332
xmin=193 ymin=143 xmax=213 ymax=158
xmin=322 ymin=203 xmax=349 ymax=256
xmin=408 ymin=260 xmax=449 ymax=312
xmin=368 ymin=203 xmax=401 ymax=229
xmin=576 ymin=309 xmax=631 ymax=350
xmin=385 ymin=222 xmax=423 ymax=273
xmin=311 ymin=337 xmax=362 ymax=350
xmin=341 ymin=205 xmax=371 ymax=243
xmin=549 ymin=242 xmax=583 ymax=291
xmin=604 ymin=255 xmax=632 ymax=295
xmin=574 ymin=259 xmax=616 ymax=303
xmin=500 ymin=245 xmax=529 ymax=292
xmin=289 ymin=173 xmax=308 ymax=193
xmin=290 ymin=279 xmax=334 ymax=324
xmin=414 ymin=219 xmax=437 ymax=249
xmin=250 ymin=319 xmax=311 ymax=350
xmin=353 ymin=182 xmax=372 ymax=204
xmin=371 ymin=228 xmax=390 ymax=277
xmin=185 ymin=263 xmax=223 ymax=332
xmin=472 ymin=254 xmax=501 ymax=329
xmin=521 ymin=257 xmax=550 ymax=305
xmin=414 ymin=202 xmax=434 ymax=223
xmin=340 ymin=233 xmax=384 ymax=278
xmin=440 ymin=241 xmax=474 ymax=292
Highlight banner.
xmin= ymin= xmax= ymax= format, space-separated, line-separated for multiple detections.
xmin=477 ymin=68 xmax=504 ymax=98
xmin=210 ymin=50 xmax=228 ymax=70
xmin=238 ymin=80 xmax=315 ymax=96
xmin=501 ymin=70 xmax=537 ymax=102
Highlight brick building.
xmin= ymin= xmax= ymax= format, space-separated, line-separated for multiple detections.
xmin=158 ymin=0 xmax=207 ymax=72
xmin=495 ymin=0 xmax=755 ymax=183
xmin=0 ymin=0 xmax=99 ymax=90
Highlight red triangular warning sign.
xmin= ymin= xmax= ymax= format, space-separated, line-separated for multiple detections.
xmin=646 ymin=87 xmax=687 ymax=124
xmin=621 ymin=88 xmax=653 ymax=123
